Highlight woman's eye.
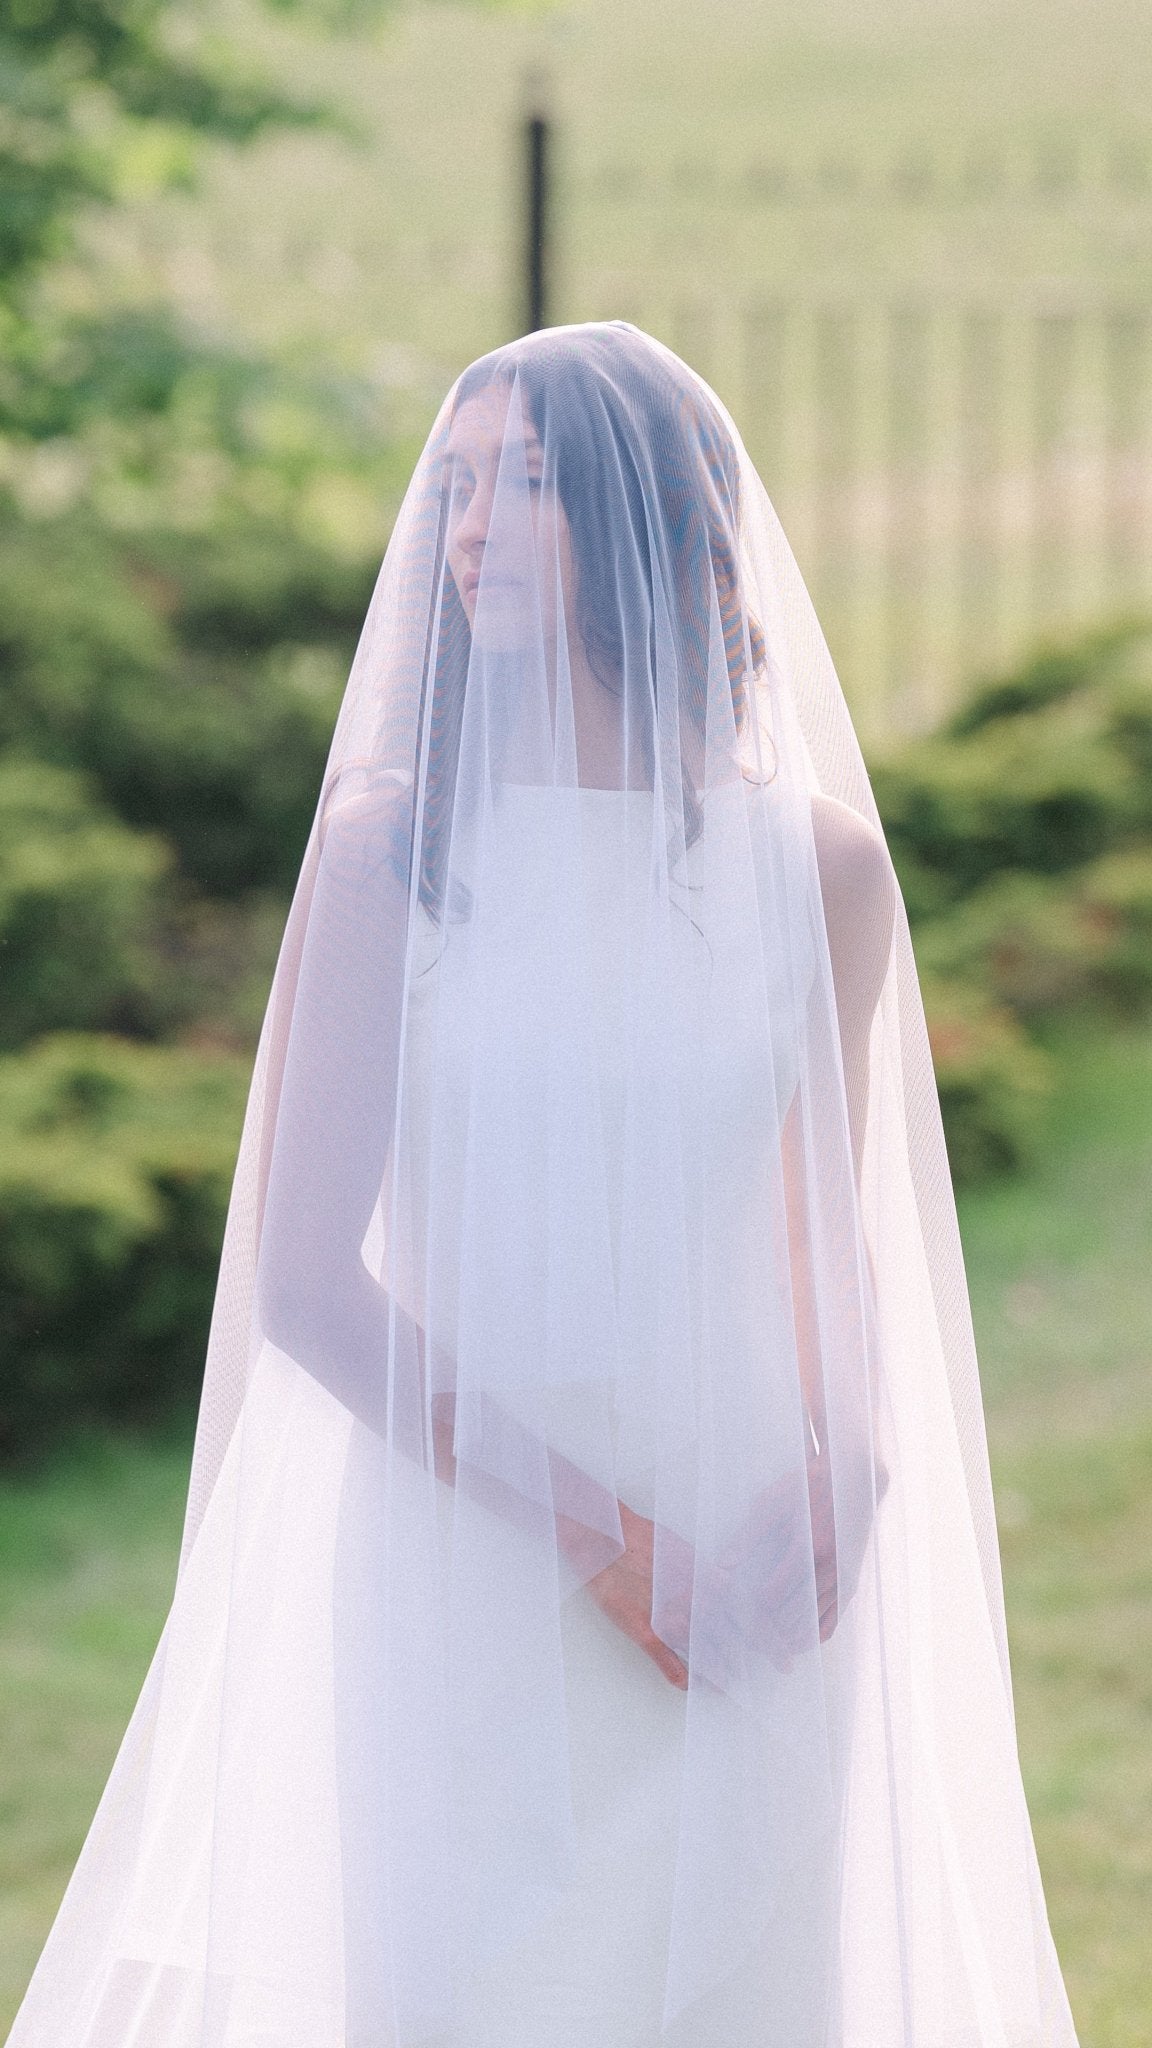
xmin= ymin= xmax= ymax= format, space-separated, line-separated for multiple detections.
xmin=497 ymin=473 xmax=544 ymax=502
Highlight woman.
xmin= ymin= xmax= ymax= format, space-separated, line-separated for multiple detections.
xmin=8 ymin=322 xmax=1080 ymax=2046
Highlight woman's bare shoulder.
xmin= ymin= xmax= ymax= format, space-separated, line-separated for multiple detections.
xmin=809 ymin=792 xmax=895 ymax=919
xmin=318 ymin=769 xmax=414 ymax=889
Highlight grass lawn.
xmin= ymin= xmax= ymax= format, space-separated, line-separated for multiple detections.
xmin=958 ymin=1025 xmax=1152 ymax=2048
xmin=0 ymin=1421 xmax=192 ymax=2034
xmin=0 ymin=1025 xmax=1149 ymax=2042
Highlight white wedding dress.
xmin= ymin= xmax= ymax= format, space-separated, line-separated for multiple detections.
xmin=381 ymin=778 xmax=824 ymax=2048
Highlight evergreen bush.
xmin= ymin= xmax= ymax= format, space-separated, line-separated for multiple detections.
xmin=0 ymin=1034 xmax=247 ymax=1457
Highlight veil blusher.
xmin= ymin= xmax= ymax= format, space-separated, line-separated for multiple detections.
xmin=6 ymin=321 xmax=1080 ymax=2048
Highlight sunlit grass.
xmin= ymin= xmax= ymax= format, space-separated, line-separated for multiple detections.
xmin=0 ymin=1028 xmax=1149 ymax=2039
xmin=958 ymin=1024 xmax=1152 ymax=2047
xmin=0 ymin=1425 xmax=191 ymax=2028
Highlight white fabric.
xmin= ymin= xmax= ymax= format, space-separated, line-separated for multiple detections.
xmin=7 ymin=322 xmax=1080 ymax=2047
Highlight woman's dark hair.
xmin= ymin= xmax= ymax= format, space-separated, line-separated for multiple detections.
xmin=414 ymin=323 xmax=766 ymax=924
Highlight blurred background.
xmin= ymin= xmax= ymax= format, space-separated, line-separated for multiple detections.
xmin=1 ymin=0 xmax=1150 ymax=2038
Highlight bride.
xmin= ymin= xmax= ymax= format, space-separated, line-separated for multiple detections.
xmin=7 ymin=321 xmax=1081 ymax=2046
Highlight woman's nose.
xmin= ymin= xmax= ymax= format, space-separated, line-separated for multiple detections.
xmin=452 ymin=478 xmax=494 ymax=560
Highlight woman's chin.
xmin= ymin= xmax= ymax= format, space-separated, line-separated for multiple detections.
xmin=468 ymin=608 xmax=540 ymax=656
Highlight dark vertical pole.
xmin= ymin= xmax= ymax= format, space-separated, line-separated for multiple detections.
xmin=524 ymin=94 xmax=550 ymax=334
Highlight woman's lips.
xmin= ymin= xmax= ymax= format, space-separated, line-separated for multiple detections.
xmin=456 ymin=560 xmax=534 ymax=620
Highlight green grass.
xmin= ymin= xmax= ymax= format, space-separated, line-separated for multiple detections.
xmin=0 ymin=1424 xmax=192 ymax=2030
xmin=957 ymin=1026 xmax=1152 ymax=2047
xmin=0 ymin=1027 xmax=1149 ymax=2041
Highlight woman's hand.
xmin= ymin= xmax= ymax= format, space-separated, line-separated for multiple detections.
xmin=579 ymin=1501 xmax=795 ymax=1690
xmin=583 ymin=1501 xmax=690 ymax=1690
xmin=580 ymin=1450 xmax=889 ymax=1693
xmin=717 ymin=1446 xmax=890 ymax=1661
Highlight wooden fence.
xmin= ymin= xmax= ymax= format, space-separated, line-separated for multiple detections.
xmin=583 ymin=293 xmax=1152 ymax=744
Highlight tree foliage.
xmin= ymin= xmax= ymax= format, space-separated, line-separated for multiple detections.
xmin=0 ymin=500 xmax=367 ymax=894
xmin=0 ymin=0 xmax=396 ymax=1457
xmin=0 ymin=0 xmax=320 ymax=306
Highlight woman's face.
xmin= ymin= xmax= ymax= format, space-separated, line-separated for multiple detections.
xmin=444 ymin=383 xmax=577 ymax=656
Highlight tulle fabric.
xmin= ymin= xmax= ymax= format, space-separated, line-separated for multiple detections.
xmin=7 ymin=323 xmax=1080 ymax=2047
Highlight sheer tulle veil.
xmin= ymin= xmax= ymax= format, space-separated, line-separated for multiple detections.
xmin=7 ymin=322 xmax=1080 ymax=2048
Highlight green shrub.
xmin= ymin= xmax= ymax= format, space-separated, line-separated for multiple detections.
xmin=0 ymin=499 xmax=365 ymax=897
xmin=0 ymin=1034 xmax=248 ymax=1457
xmin=873 ymin=622 xmax=1152 ymax=911
xmin=919 ymin=978 xmax=1054 ymax=1184
xmin=874 ymin=620 xmax=1152 ymax=1176
xmin=0 ymin=755 xmax=172 ymax=1047
xmin=875 ymin=709 xmax=1140 ymax=908
xmin=914 ymin=852 xmax=1152 ymax=1025
xmin=1072 ymin=847 xmax=1152 ymax=1012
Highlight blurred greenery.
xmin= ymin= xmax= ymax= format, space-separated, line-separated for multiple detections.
xmin=0 ymin=1033 xmax=249 ymax=1458
xmin=0 ymin=0 xmax=316 ymax=306
xmin=0 ymin=0 xmax=498 ymax=1461
xmin=0 ymin=755 xmax=169 ymax=1047
xmin=0 ymin=0 xmax=337 ymax=486
xmin=0 ymin=503 xmax=362 ymax=895
xmin=875 ymin=620 xmax=1152 ymax=1180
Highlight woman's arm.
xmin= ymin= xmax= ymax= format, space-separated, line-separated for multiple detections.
xmin=779 ymin=793 xmax=896 ymax=1640
xmin=584 ymin=796 xmax=900 ymax=1687
xmin=256 ymin=784 xmax=626 ymax=1571
xmin=785 ymin=793 xmax=897 ymax=1441
xmin=256 ymin=783 xmax=424 ymax=1438
xmin=810 ymin=791 xmax=898 ymax=1171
